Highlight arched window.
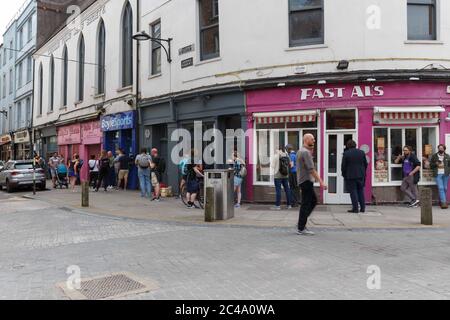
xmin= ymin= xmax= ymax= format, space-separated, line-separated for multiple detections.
xmin=62 ymin=45 xmax=68 ymax=107
xmin=49 ymin=55 xmax=54 ymax=112
xmin=38 ymin=63 xmax=43 ymax=115
xmin=97 ymin=19 xmax=106 ymax=94
xmin=77 ymin=34 xmax=85 ymax=102
xmin=121 ymin=2 xmax=133 ymax=87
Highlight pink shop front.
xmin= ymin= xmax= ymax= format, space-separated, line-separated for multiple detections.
xmin=246 ymin=82 xmax=450 ymax=204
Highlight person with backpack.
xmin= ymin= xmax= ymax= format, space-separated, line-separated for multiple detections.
xmin=88 ymin=155 xmax=99 ymax=188
xmin=96 ymin=150 xmax=111 ymax=192
xmin=394 ymin=146 xmax=421 ymax=208
xmin=228 ymin=150 xmax=246 ymax=208
xmin=271 ymin=146 xmax=292 ymax=210
xmin=178 ymin=154 xmax=189 ymax=197
xmin=135 ymin=148 xmax=152 ymax=199
xmin=286 ymin=144 xmax=300 ymax=208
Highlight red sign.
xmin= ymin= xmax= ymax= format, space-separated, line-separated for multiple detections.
xmin=82 ymin=121 xmax=102 ymax=145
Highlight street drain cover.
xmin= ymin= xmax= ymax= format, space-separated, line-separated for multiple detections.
xmin=58 ymin=272 xmax=159 ymax=300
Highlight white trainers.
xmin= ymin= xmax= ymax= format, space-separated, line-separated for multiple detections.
xmin=297 ymin=229 xmax=315 ymax=236
xmin=271 ymin=206 xmax=281 ymax=211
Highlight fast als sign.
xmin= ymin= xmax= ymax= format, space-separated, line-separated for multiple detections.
xmin=101 ymin=111 xmax=136 ymax=132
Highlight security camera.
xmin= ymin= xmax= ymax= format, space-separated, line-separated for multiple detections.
xmin=127 ymin=99 xmax=134 ymax=106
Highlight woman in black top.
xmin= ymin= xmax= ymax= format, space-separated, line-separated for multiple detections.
xmin=96 ymin=150 xmax=110 ymax=192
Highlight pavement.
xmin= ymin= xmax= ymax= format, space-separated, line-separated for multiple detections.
xmin=15 ymin=183 xmax=450 ymax=230
xmin=1 ymin=191 xmax=450 ymax=300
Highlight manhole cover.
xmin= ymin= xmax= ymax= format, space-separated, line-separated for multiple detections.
xmin=57 ymin=272 xmax=159 ymax=300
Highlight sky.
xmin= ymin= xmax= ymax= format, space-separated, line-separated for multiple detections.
xmin=0 ymin=1 xmax=27 ymax=43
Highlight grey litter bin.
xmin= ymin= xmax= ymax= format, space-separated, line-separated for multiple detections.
xmin=204 ymin=169 xmax=235 ymax=221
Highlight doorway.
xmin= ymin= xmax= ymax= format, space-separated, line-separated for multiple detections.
xmin=324 ymin=132 xmax=357 ymax=204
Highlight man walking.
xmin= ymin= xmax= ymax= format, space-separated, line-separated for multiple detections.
xmin=395 ymin=146 xmax=421 ymax=208
xmin=341 ymin=140 xmax=368 ymax=213
xmin=135 ymin=148 xmax=152 ymax=199
xmin=297 ymin=134 xmax=327 ymax=236
xmin=430 ymin=144 xmax=450 ymax=209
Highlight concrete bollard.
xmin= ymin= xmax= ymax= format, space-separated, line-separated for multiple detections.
xmin=81 ymin=181 xmax=89 ymax=208
xmin=205 ymin=187 xmax=215 ymax=222
xmin=420 ymin=187 xmax=433 ymax=226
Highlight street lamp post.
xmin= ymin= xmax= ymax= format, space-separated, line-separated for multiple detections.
xmin=132 ymin=31 xmax=173 ymax=63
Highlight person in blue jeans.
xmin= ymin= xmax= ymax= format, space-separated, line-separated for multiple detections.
xmin=271 ymin=147 xmax=292 ymax=210
xmin=135 ymin=148 xmax=153 ymax=199
xmin=430 ymin=144 xmax=450 ymax=209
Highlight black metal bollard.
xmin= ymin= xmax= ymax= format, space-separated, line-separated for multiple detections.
xmin=81 ymin=181 xmax=89 ymax=208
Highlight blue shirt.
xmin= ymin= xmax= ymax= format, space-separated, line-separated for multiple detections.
xmin=289 ymin=152 xmax=297 ymax=173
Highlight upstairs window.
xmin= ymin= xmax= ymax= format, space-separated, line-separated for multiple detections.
xmin=289 ymin=0 xmax=324 ymax=47
xmin=77 ymin=34 xmax=85 ymax=102
xmin=151 ymin=20 xmax=161 ymax=75
xmin=38 ymin=63 xmax=43 ymax=115
xmin=49 ymin=55 xmax=54 ymax=112
xmin=62 ymin=46 xmax=68 ymax=106
xmin=407 ymin=0 xmax=437 ymax=40
xmin=121 ymin=2 xmax=133 ymax=87
xmin=97 ymin=20 xmax=106 ymax=95
xmin=199 ymin=0 xmax=220 ymax=61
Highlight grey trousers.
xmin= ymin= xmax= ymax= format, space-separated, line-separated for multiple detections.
xmin=401 ymin=175 xmax=418 ymax=201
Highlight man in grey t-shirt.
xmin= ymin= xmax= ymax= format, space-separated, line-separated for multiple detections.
xmin=296 ymin=134 xmax=327 ymax=236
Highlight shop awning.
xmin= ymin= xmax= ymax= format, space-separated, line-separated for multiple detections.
xmin=374 ymin=107 xmax=445 ymax=123
xmin=254 ymin=110 xmax=317 ymax=124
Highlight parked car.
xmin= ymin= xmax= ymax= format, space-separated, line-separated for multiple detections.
xmin=0 ymin=160 xmax=46 ymax=193
xmin=0 ymin=161 xmax=4 ymax=171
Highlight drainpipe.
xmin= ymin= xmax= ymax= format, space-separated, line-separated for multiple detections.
xmin=136 ymin=0 xmax=141 ymax=149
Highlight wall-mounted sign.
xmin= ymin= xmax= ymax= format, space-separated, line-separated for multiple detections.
xmin=101 ymin=111 xmax=136 ymax=132
xmin=14 ymin=131 xmax=30 ymax=144
xmin=300 ymin=86 xmax=384 ymax=101
xmin=179 ymin=44 xmax=195 ymax=56
xmin=0 ymin=134 xmax=12 ymax=145
xmin=181 ymin=57 xmax=194 ymax=69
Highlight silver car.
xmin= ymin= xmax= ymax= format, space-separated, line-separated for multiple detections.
xmin=0 ymin=160 xmax=47 ymax=193
xmin=0 ymin=161 xmax=4 ymax=171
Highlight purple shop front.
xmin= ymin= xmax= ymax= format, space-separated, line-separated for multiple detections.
xmin=246 ymin=82 xmax=450 ymax=204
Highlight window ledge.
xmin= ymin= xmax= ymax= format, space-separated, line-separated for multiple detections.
xmin=60 ymin=106 xmax=67 ymax=111
xmin=36 ymin=115 xmax=42 ymax=119
xmin=285 ymin=44 xmax=328 ymax=52
xmin=404 ymin=40 xmax=444 ymax=45
xmin=148 ymin=73 xmax=162 ymax=80
xmin=117 ymin=85 xmax=133 ymax=93
xmin=195 ymin=57 xmax=221 ymax=67
xmin=94 ymin=93 xmax=105 ymax=99
xmin=74 ymin=100 xmax=83 ymax=106
xmin=47 ymin=111 xmax=54 ymax=115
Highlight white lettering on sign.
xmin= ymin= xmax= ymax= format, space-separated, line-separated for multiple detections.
xmin=300 ymin=86 xmax=384 ymax=101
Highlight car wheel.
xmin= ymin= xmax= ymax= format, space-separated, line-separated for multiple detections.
xmin=6 ymin=180 xmax=13 ymax=193
xmin=0 ymin=183 xmax=3 ymax=191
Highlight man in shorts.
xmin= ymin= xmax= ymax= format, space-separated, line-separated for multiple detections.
xmin=117 ymin=149 xmax=130 ymax=190
xmin=48 ymin=153 xmax=61 ymax=188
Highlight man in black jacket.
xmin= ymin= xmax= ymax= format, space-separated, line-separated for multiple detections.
xmin=342 ymin=140 xmax=368 ymax=213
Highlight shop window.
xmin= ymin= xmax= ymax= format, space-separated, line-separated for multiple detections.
xmin=255 ymin=120 xmax=319 ymax=184
xmin=422 ymin=127 xmax=437 ymax=182
xmin=326 ymin=110 xmax=356 ymax=130
xmin=373 ymin=127 xmax=437 ymax=185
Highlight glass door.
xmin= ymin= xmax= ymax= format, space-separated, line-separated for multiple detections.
xmin=324 ymin=132 xmax=356 ymax=204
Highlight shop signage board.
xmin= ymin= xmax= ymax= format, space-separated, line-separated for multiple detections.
xmin=101 ymin=111 xmax=135 ymax=132
xmin=82 ymin=121 xmax=102 ymax=144
xmin=58 ymin=124 xmax=81 ymax=145
xmin=0 ymin=134 xmax=12 ymax=145
xmin=14 ymin=131 xmax=30 ymax=144
xmin=300 ymin=85 xmax=384 ymax=101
